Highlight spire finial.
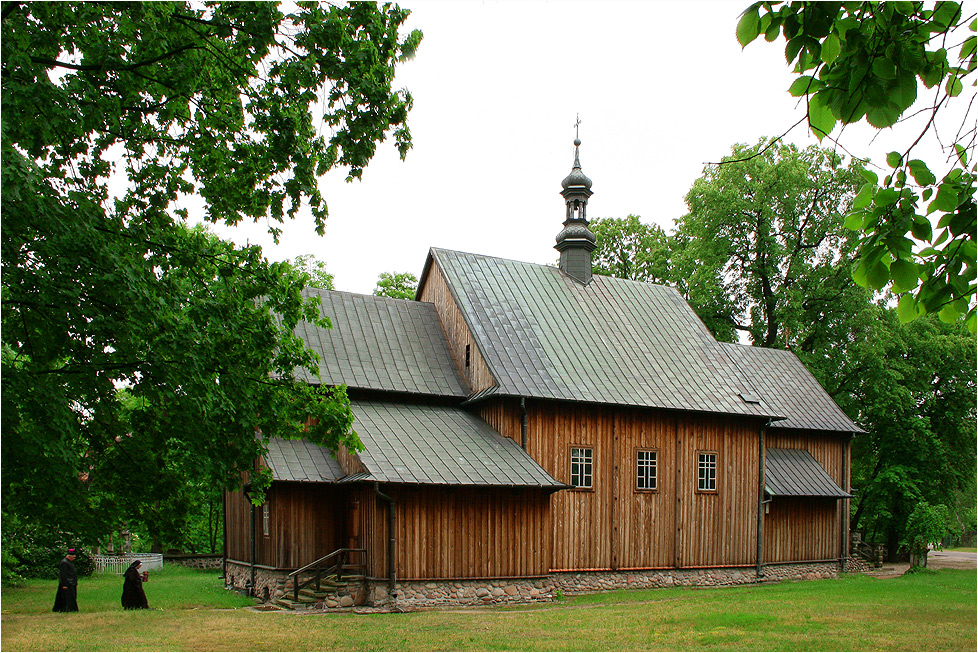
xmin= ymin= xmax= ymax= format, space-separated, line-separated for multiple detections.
xmin=574 ymin=114 xmax=581 ymax=144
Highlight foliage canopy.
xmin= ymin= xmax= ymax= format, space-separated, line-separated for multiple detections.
xmin=738 ymin=1 xmax=977 ymax=332
xmin=1 ymin=1 xmax=421 ymax=549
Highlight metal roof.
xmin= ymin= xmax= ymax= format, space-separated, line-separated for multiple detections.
xmin=292 ymin=289 xmax=468 ymax=398
xmin=264 ymin=437 xmax=345 ymax=483
xmin=765 ymin=448 xmax=851 ymax=498
xmin=351 ymin=400 xmax=565 ymax=489
xmin=721 ymin=343 xmax=863 ymax=433
xmin=426 ymin=248 xmax=779 ymax=419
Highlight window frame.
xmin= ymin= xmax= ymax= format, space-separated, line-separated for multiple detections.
xmin=569 ymin=445 xmax=594 ymax=490
xmin=635 ymin=448 xmax=658 ymax=493
xmin=262 ymin=502 xmax=271 ymax=537
xmin=696 ymin=450 xmax=719 ymax=493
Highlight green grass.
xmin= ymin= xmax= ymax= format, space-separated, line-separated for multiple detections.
xmin=945 ymin=546 xmax=977 ymax=553
xmin=2 ymin=568 xmax=975 ymax=651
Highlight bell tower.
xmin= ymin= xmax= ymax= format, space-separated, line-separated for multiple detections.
xmin=555 ymin=120 xmax=596 ymax=284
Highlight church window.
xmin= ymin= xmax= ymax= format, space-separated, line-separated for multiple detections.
xmin=636 ymin=449 xmax=657 ymax=491
xmin=697 ymin=452 xmax=718 ymax=492
xmin=570 ymin=447 xmax=593 ymax=488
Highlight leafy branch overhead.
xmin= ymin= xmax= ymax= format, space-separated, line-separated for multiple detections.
xmin=2 ymin=1 xmax=418 ymax=545
xmin=738 ymin=1 xmax=977 ymax=332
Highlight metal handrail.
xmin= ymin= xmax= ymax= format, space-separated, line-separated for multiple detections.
xmin=286 ymin=548 xmax=366 ymax=602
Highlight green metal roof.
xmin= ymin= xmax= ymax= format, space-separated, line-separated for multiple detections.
xmin=427 ymin=248 xmax=779 ymax=419
xmin=765 ymin=448 xmax=851 ymax=498
xmin=293 ymin=289 xmax=467 ymax=398
xmin=350 ymin=400 xmax=565 ymax=489
xmin=264 ymin=437 xmax=344 ymax=483
xmin=722 ymin=343 xmax=863 ymax=433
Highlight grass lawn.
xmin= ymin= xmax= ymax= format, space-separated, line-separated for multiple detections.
xmin=1 ymin=566 xmax=975 ymax=651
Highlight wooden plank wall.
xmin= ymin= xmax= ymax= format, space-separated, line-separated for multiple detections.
xmin=359 ymin=484 xmax=551 ymax=580
xmin=226 ymin=483 xmax=343 ymax=569
xmin=225 ymin=487 xmax=252 ymax=563
xmin=763 ymin=428 xmax=848 ymax=563
xmin=480 ymin=398 xmax=761 ymax=571
xmin=417 ymin=261 xmax=494 ymax=393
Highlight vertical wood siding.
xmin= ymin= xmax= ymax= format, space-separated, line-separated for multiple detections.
xmin=225 ymin=483 xmax=343 ymax=569
xmin=762 ymin=428 xmax=848 ymax=563
xmin=491 ymin=399 xmax=763 ymax=572
xmin=362 ymin=485 xmax=551 ymax=579
xmin=675 ymin=414 xmax=759 ymax=567
xmin=417 ymin=261 xmax=494 ymax=393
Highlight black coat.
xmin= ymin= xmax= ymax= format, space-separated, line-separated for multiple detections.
xmin=52 ymin=557 xmax=79 ymax=612
xmin=121 ymin=563 xmax=149 ymax=610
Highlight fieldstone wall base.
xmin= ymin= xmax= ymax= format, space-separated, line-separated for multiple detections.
xmin=551 ymin=562 xmax=839 ymax=595
xmin=223 ymin=561 xmax=842 ymax=610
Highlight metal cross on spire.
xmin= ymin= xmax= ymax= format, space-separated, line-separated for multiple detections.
xmin=574 ymin=114 xmax=581 ymax=142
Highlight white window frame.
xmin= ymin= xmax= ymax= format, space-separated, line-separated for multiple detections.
xmin=636 ymin=449 xmax=658 ymax=491
xmin=697 ymin=451 xmax=718 ymax=492
xmin=570 ymin=447 xmax=593 ymax=489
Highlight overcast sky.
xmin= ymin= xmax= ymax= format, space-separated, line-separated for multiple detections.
xmin=200 ymin=1 xmax=966 ymax=295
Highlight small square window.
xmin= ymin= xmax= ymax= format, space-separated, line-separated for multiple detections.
xmin=697 ymin=452 xmax=718 ymax=492
xmin=570 ymin=447 xmax=593 ymax=488
xmin=636 ymin=450 xmax=657 ymax=491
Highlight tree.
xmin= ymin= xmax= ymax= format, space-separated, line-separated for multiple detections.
xmin=904 ymin=501 xmax=951 ymax=568
xmin=292 ymin=255 xmax=336 ymax=290
xmin=672 ymin=139 xmax=864 ymax=347
xmin=738 ymin=1 xmax=977 ymax=332
xmin=589 ymin=216 xmax=671 ymax=284
xmin=374 ymin=271 xmax=418 ymax=299
xmin=845 ymin=311 xmax=976 ymax=559
xmin=1 ymin=2 xmax=420 ymax=547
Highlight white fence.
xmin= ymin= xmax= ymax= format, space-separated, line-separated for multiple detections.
xmin=93 ymin=553 xmax=164 ymax=574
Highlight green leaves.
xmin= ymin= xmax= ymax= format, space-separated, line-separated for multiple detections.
xmin=742 ymin=1 xmax=976 ymax=332
xmin=1 ymin=2 xmax=417 ymax=542
xmin=736 ymin=5 xmax=762 ymax=48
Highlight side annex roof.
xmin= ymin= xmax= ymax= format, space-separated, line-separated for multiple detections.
xmin=721 ymin=343 xmax=863 ymax=433
xmin=292 ymin=288 xmax=468 ymax=398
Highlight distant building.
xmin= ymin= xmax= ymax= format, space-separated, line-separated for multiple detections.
xmin=224 ymin=138 xmax=860 ymax=608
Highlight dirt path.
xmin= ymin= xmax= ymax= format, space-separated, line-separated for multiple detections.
xmin=860 ymin=549 xmax=977 ymax=579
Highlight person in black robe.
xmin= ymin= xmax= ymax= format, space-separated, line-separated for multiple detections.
xmin=52 ymin=550 xmax=79 ymax=612
xmin=121 ymin=560 xmax=149 ymax=610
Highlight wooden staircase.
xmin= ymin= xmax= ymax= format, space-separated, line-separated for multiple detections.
xmin=273 ymin=548 xmax=366 ymax=610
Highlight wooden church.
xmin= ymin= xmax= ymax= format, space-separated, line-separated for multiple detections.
xmin=224 ymin=138 xmax=861 ymax=608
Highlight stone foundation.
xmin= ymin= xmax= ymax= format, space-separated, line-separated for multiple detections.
xmin=223 ymin=560 xmax=843 ymax=609
xmin=551 ymin=561 xmax=839 ymax=594
xmin=369 ymin=577 xmax=556 ymax=609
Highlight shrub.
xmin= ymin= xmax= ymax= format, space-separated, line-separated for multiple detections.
xmin=1 ymin=521 xmax=95 ymax=579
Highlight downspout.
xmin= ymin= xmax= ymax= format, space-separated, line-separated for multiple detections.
xmin=756 ymin=419 xmax=771 ymax=577
xmin=222 ymin=490 xmax=228 ymax=585
xmin=374 ymin=483 xmax=397 ymax=603
xmin=249 ymin=500 xmax=256 ymax=596
xmin=520 ymin=398 xmax=528 ymax=450
xmin=841 ymin=433 xmax=854 ymax=572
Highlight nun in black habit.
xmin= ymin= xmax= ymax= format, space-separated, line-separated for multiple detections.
xmin=121 ymin=560 xmax=149 ymax=610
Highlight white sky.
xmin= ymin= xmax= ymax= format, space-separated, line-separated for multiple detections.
xmin=201 ymin=0 xmax=971 ymax=295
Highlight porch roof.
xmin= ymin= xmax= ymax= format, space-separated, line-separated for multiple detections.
xmin=765 ymin=448 xmax=851 ymax=498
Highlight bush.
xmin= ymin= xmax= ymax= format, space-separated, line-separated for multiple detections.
xmin=1 ymin=521 xmax=96 ymax=579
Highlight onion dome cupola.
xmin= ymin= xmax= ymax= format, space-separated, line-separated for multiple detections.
xmin=555 ymin=133 xmax=597 ymax=284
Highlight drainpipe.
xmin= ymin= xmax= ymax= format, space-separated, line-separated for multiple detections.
xmin=756 ymin=419 xmax=771 ymax=577
xmin=249 ymin=501 xmax=256 ymax=596
xmin=243 ymin=483 xmax=256 ymax=597
xmin=374 ymin=483 xmax=397 ymax=603
xmin=841 ymin=433 xmax=854 ymax=572
xmin=222 ymin=490 xmax=228 ymax=585
xmin=520 ymin=398 xmax=528 ymax=450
